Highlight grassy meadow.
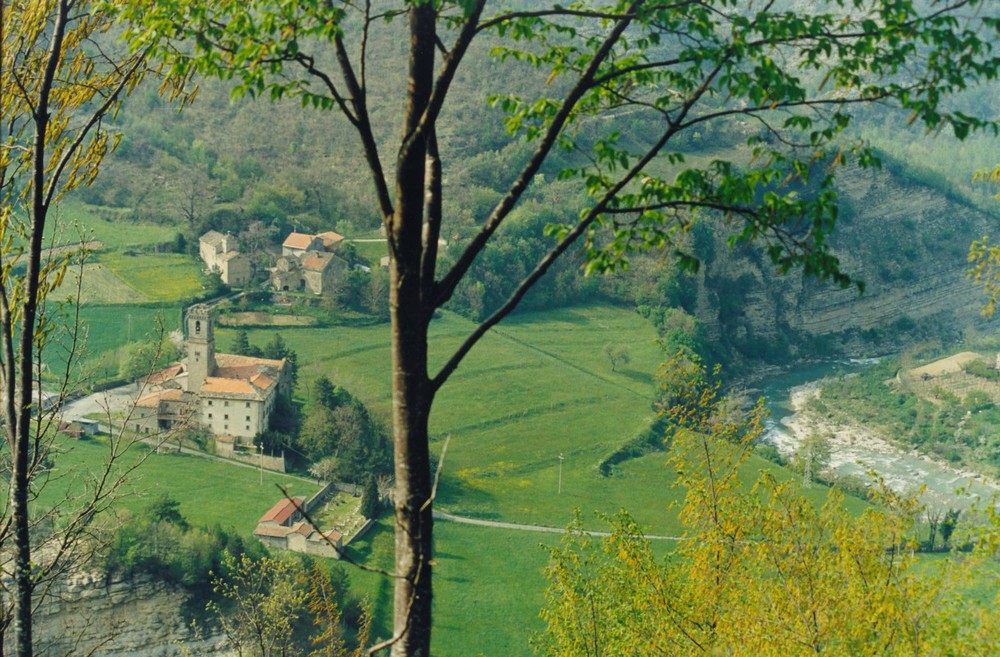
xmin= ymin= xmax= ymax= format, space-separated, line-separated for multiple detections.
xmin=37 ymin=435 xmax=320 ymax=532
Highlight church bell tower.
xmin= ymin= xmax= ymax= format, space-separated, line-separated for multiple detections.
xmin=186 ymin=304 xmax=216 ymax=392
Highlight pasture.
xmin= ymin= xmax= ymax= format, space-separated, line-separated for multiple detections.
xmin=36 ymin=434 xmax=320 ymax=532
xmin=99 ymin=252 xmax=205 ymax=303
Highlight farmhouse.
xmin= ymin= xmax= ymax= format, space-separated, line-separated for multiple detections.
xmin=132 ymin=305 xmax=291 ymax=449
xmin=253 ymin=496 xmax=343 ymax=559
xmin=198 ymin=230 xmax=251 ymax=287
xmin=272 ymin=230 xmax=348 ymax=295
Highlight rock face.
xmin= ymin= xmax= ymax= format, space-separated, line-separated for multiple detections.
xmin=27 ymin=573 xmax=230 ymax=657
xmin=696 ymin=159 xmax=994 ymax=358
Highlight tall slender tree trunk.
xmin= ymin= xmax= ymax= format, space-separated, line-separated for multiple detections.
xmin=389 ymin=5 xmax=436 ymax=656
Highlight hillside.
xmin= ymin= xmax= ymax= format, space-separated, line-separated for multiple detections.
xmin=696 ymin=159 xmax=999 ymax=366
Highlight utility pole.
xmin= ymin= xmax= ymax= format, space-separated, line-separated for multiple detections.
xmin=258 ymin=443 xmax=263 ymax=485
xmin=558 ymin=453 xmax=564 ymax=495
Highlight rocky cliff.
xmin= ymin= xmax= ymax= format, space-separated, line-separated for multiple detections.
xmin=27 ymin=573 xmax=230 ymax=657
xmin=696 ymin=158 xmax=996 ymax=359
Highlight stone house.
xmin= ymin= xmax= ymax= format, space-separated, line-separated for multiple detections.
xmin=198 ymin=230 xmax=251 ymax=287
xmin=281 ymin=232 xmax=324 ymax=257
xmin=253 ymin=496 xmax=343 ymax=559
xmin=272 ymin=231 xmax=348 ymax=295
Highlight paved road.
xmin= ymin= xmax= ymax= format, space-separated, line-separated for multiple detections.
xmin=432 ymin=510 xmax=686 ymax=541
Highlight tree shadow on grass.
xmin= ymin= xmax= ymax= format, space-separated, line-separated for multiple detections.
xmin=434 ymin=474 xmax=502 ymax=520
xmin=617 ymin=367 xmax=652 ymax=385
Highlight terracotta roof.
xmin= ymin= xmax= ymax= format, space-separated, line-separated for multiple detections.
xmin=259 ymin=497 xmax=306 ymax=525
xmin=200 ymin=230 xmax=225 ymax=246
xmin=200 ymin=377 xmax=261 ymax=399
xmin=142 ymin=362 xmax=184 ymax=386
xmin=316 ymin=231 xmax=345 ymax=249
xmin=283 ymin=232 xmax=314 ymax=249
xmin=212 ymin=353 xmax=285 ymax=393
xmin=251 ymin=372 xmax=275 ymax=390
xmin=301 ymin=251 xmax=334 ymax=272
xmin=135 ymin=388 xmax=185 ymax=408
xmin=290 ymin=521 xmax=315 ymax=537
xmin=320 ymin=529 xmax=343 ymax=543
xmin=215 ymin=353 xmax=284 ymax=370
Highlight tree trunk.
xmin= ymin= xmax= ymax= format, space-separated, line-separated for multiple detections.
xmin=389 ymin=5 xmax=436 ymax=656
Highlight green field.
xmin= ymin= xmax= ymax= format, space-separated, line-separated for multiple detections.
xmin=52 ymin=201 xmax=178 ymax=249
xmin=39 ymin=435 xmax=320 ymax=532
xmin=99 ymin=252 xmax=205 ymax=303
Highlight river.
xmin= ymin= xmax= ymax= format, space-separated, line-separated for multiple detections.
xmin=752 ymin=360 xmax=999 ymax=511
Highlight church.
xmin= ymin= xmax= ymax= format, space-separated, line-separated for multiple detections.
xmin=132 ymin=304 xmax=291 ymax=449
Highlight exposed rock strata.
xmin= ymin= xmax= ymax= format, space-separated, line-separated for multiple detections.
xmin=698 ymin=161 xmax=994 ymax=353
xmin=27 ymin=573 xmax=230 ymax=657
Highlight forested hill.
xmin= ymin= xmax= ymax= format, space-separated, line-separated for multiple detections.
xmin=78 ymin=20 xmax=1000 ymax=368
xmin=694 ymin=157 xmax=1000 ymax=363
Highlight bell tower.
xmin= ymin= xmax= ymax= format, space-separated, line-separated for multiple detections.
xmin=186 ymin=304 xmax=216 ymax=392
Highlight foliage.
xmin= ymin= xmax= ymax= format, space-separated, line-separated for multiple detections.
xmin=602 ymin=343 xmax=629 ymax=372
xmin=298 ymin=402 xmax=392 ymax=484
xmin=104 ymin=505 xmax=260 ymax=600
xmin=360 ymin=477 xmax=380 ymax=520
xmin=208 ymin=553 xmax=371 ymax=657
xmin=537 ymin=360 xmax=1000 ymax=656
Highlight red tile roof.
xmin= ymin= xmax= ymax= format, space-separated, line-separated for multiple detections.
xmin=301 ymin=251 xmax=334 ymax=271
xmin=135 ymin=388 xmax=185 ymax=408
xmin=142 ymin=362 xmax=184 ymax=386
xmin=283 ymin=232 xmax=314 ymax=249
xmin=259 ymin=497 xmax=306 ymax=525
xmin=316 ymin=231 xmax=345 ymax=249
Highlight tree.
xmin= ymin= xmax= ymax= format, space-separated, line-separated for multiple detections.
xmin=0 ymin=3 xmax=150 ymax=655
xmin=232 ymin=330 xmax=253 ymax=356
xmin=209 ymin=552 xmax=309 ymax=657
xmin=537 ymin=359 xmax=1000 ymax=656
xmin=792 ymin=431 xmax=833 ymax=488
xmin=120 ymin=2 xmax=1000 ymax=654
xmin=603 ymin=343 xmax=630 ymax=372
xmin=940 ymin=508 xmax=961 ymax=549
xmin=209 ymin=553 xmax=371 ymax=657
xmin=360 ymin=476 xmax=380 ymax=520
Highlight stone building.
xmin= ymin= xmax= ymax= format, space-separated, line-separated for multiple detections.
xmin=132 ymin=305 xmax=290 ymax=449
xmin=198 ymin=230 xmax=251 ymax=287
xmin=272 ymin=230 xmax=348 ymax=295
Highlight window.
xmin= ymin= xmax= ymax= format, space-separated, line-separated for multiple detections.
xmin=224 ymin=425 xmax=228 ymax=431
xmin=246 ymin=402 xmax=250 ymax=408
xmin=246 ymin=425 xmax=250 ymax=431
xmin=208 ymin=413 xmax=213 ymax=419
xmin=208 ymin=400 xmax=213 ymax=406
xmin=245 ymin=415 xmax=250 ymax=421
xmin=224 ymin=414 xmax=229 ymax=420
xmin=224 ymin=401 xmax=229 ymax=407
